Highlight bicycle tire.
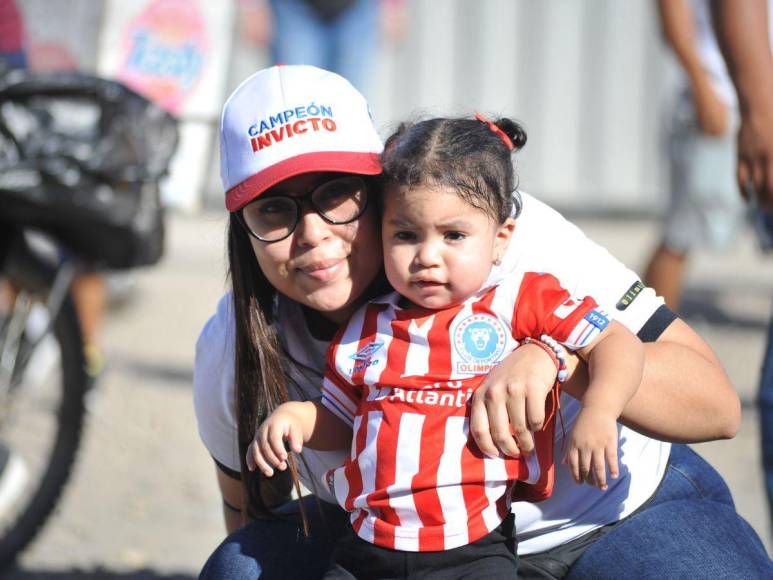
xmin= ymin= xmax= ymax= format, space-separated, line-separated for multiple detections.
xmin=0 ymin=290 xmax=88 ymax=570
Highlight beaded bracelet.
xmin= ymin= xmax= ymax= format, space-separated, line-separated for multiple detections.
xmin=522 ymin=335 xmax=569 ymax=383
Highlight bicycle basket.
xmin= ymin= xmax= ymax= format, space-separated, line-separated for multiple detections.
xmin=0 ymin=71 xmax=179 ymax=269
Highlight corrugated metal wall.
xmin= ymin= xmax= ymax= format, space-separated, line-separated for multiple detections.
xmin=369 ymin=0 xmax=670 ymax=211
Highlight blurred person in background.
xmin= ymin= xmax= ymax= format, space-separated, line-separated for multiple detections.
xmin=712 ymin=0 xmax=773 ymax=527
xmin=0 ymin=0 xmax=26 ymax=69
xmin=238 ymin=0 xmax=406 ymax=96
xmin=643 ymin=0 xmax=754 ymax=311
xmin=0 ymin=0 xmax=106 ymax=377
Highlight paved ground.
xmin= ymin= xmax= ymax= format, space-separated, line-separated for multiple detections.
xmin=6 ymin=210 xmax=773 ymax=578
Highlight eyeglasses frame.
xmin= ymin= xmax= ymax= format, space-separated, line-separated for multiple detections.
xmin=235 ymin=175 xmax=371 ymax=243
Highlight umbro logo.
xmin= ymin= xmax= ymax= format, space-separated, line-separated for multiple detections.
xmin=350 ymin=341 xmax=384 ymax=361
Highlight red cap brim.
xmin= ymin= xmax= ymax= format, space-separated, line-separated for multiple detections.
xmin=225 ymin=151 xmax=382 ymax=211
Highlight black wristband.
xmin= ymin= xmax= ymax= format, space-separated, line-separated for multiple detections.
xmin=637 ymin=305 xmax=678 ymax=343
xmin=222 ymin=498 xmax=241 ymax=513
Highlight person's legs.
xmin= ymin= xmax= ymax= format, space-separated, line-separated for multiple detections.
xmin=269 ymin=0 xmax=330 ymax=69
xmin=646 ymin=93 xmax=743 ymax=312
xmin=199 ymin=496 xmax=349 ymax=580
xmin=565 ymin=445 xmax=772 ymax=579
xmin=760 ymin=315 xmax=773 ymax=521
xmin=642 ymin=243 xmax=688 ymax=310
xmin=329 ymin=0 xmax=380 ymax=96
xmin=70 ymin=271 xmax=107 ymax=376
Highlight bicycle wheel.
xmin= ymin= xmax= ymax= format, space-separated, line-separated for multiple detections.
xmin=0 ymin=282 xmax=89 ymax=570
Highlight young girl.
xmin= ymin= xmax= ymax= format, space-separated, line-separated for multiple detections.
xmin=248 ymin=116 xmax=645 ymax=577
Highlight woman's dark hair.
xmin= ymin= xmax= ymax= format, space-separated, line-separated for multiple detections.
xmin=381 ymin=116 xmax=527 ymax=223
xmin=228 ymin=212 xmax=298 ymax=521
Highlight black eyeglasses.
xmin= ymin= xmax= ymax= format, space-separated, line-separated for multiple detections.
xmin=237 ymin=175 xmax=369 ymax=243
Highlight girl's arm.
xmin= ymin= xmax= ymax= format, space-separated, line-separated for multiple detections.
xmin=575 ymin=320 xmax=644 ymax=424
xmin=566 ymin=321 xmax=645 ymax=488
xmin=247 ymin=400 xmax=352 ymax=477
xmin=469 ymin=342 xmax=561 ymax=458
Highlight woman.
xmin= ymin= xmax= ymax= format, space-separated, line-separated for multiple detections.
xmin=195 ymin=65 xmax=772 ymax=579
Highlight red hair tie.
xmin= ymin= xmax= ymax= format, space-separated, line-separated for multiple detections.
xmin=475 ymin=112 xmax=514 ymax=151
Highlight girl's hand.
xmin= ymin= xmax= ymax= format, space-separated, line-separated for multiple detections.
xmin=564 ymin=406 xmax=620 ymax=490
xmin=246 ymin=405 xmax=304 ymax=478
xmin=470 ymin=342 xmax=559 ymax=458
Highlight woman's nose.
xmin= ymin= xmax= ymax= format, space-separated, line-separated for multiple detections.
xmin=294 ymin=207 xmax=332 ymax=246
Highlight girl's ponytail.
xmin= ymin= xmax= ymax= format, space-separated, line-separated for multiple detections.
xmin=494 ymin=117 xmax=528 ymax=152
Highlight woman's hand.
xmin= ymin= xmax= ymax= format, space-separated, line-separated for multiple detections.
xmin=470 ymin=342 xmax=559 ymax=458
xmin=246 ymin=403 xmax=305 ymax=478
xmin=564 ymin=406 xmax=620 ymax=491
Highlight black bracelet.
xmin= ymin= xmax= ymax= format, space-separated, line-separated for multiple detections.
xmin=222 ymin=498 xmax=241 ymax=513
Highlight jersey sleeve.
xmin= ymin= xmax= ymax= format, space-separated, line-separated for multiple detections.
xmin=321 ymin=338 xmax=362 ymax=428
xmin=491 ymin=194 xmax=665 ymax=337
xmin=511 ymin=271 xmax=610 ymax=350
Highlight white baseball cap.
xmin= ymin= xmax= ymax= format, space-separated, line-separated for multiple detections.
xmin=220 ymin=65 xmax=384 ymax=211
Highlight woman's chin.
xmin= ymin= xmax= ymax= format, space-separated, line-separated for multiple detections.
xmin=301 ymin=286 xmax=359 ymax=322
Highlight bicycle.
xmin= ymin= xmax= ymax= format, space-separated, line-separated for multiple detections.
xmin=0 ymin=222 xmax=90 ymax=568
xmin=0 ymin=67 xmax=177 ymax=569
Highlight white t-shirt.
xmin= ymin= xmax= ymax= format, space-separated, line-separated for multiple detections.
xmin=192 ymin=193 xmax=671 ymax=555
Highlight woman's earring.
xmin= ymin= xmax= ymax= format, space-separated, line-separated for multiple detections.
xmin=493 ymin=255 xmax=502 ymax=266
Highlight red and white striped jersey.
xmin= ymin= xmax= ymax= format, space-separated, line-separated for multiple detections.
xmin=321 ymin=271 xmax=607 ymax=552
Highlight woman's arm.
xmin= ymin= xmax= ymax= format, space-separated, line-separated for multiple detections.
xmin=216 ymin=466 xmax=244 ymax=534
xmin=475 ymin=194 xmax=741 ymax=452
xmin=473 ymin=315 xmax=739 ymax=454
xmin=563 ymin=317 xmax=740 ymax=443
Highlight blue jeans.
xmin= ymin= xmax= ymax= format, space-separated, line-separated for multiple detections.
xmin=760 ymin=316 xmax=773 ymax=520
xmin=566 ymin=444 xmax=772 ymax=579
xmin=268 ymin=0 xmax=379 ymax=96
xmin=199 ymin=496 xmax=349 ymax=580
xmin=198 ymin=446 xmax=772 ymax=579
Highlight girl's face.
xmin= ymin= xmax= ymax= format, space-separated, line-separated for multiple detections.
xmin=382 ymin=185 xmax=514 ymax=309
xmin=248 ymin=172 xmax=382 ymax=323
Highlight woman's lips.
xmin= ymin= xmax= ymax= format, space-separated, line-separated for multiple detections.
xmin=298 ymin=259 xmax=345 ymax=282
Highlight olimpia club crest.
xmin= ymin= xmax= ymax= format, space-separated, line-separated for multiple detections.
xmin=453 ymin=313 xmax=507 ymax=374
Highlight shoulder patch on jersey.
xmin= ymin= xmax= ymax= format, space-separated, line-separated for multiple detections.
xmin=616 ymin=280 xmax=644 ymax=311
xmin=584 ymin=309 xmax=609 ymax=331
xmin=453 ymin=313 xmax=507 ymax=374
